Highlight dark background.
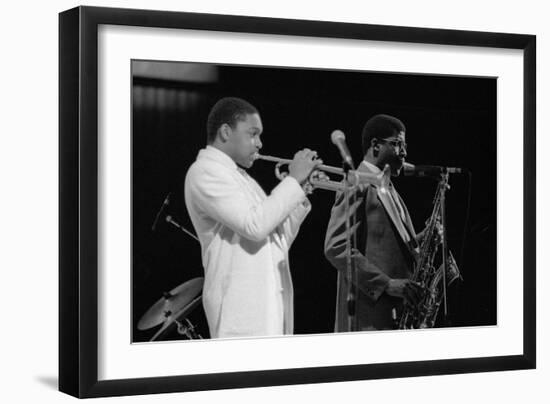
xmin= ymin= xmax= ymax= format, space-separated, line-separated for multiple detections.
xmin=132 ymin=61 xmax=496 ymax=342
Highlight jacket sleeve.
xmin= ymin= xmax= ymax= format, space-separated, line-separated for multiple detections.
xmin=278 ymin=198 xmax=312 ymax=249
xmin=186 ymin=164 xmax=306 ymax=242
xmin=324 ymin=186 xmax=391 ymax=302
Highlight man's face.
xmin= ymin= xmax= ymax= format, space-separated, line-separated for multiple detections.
xmin=226 ymin=113 xmax=263 ymax=168
xmin=376 ymin=130 xmax=407 ymax=176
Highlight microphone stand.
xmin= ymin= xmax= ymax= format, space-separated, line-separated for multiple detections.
xmin=342 ymin=162 xmax=357 ymax=332
xmin=151 ymin=193 xmax=171 ymax=232
xmin=165 ymin=215 xmax=199 ymax=243
xmin=439 ymin=170 xmax=450 ymax=318
xmin=151 ymin=193 xmax=199 ymax=244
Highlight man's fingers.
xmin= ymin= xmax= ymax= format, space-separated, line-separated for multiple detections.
xmin=295 ymin=149 xmax=319 ymax=162
xmin=409 ymin=281 xmax=423 ymax=293
xmin=306 ymin=150 xmax=317 ymax=160
xmin=404 ymin=282 xmax=423 ymax=305
xmin=403 ymin=287 xmax=417 ymax=306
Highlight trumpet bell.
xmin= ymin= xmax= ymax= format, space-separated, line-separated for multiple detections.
xmin=255 ymin=154 xmax=390 ymax=193
xmin=341 ymin=164 xmax=391 ymax=192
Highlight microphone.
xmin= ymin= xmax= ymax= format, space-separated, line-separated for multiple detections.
xmin=330 ymin=130 xmax=355 ymax=170
xmin=151 ymin=192 xmax=171 ymax=231
xmin=402 ymin=162 xmax=464 ymax=177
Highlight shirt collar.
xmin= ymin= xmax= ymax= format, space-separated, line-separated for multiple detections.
xmin=361 ymin=159 xmax=382 ymax=174
xmin=198 ymin=145 xmax=239 ymax=171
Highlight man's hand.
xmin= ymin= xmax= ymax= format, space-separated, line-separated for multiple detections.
xmin=288 ymin=148 xmax=323 ymax=185
xmin=386 ymin=279 xmax=425 ymax=306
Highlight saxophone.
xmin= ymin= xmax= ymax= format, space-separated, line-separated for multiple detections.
xmin=397 ymin=172 xmax=461 ymax=329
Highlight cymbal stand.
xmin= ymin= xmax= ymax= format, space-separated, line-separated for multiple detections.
xmin=177 ymin=318 xmax=202 ymax=339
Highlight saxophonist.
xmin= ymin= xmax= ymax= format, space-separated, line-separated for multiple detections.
xmin=324 ymin=114 xmax=426 ymax=331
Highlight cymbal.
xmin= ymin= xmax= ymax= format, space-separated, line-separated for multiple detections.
xmin=150 ymin=295 xmax=203 ymax=341
xmin=138 ymin=277 xmax=203 ymax=330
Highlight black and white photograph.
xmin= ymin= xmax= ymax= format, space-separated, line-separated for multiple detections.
xmin=131 ymin=60 xmax=496 ymax=342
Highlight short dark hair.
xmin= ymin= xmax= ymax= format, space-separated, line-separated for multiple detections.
xmin=361 ymin=114 xmax=406 ymax=156
xmin=206 ymin=97 xmax=259 ymax=144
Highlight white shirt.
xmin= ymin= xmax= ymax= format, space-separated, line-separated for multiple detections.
xmin=362 ymin=159 xmax=408 ymax=224
xmin=184 ymin=146 xmax=311 ymax=338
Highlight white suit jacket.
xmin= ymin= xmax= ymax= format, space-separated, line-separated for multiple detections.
xmin=184 ymin=146 xmax=311 ymax=338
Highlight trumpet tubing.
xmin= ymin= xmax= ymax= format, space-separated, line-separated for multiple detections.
xmin=255 ymin=154 xmax=343 ymax=175
xmin=255 ymin=154 xmax=389 ymax=192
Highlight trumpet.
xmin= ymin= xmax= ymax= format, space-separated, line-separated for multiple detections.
xmin=255 ymin=154 xmax=390 ymax=193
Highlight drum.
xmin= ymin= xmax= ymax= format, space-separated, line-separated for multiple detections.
xmin=138 ymin=277 xmax=205 ymax=340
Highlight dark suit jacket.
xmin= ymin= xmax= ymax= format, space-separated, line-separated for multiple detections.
xmin=324 ymin=162 xmax=417 ymax=331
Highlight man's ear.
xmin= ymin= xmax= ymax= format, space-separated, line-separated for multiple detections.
xmin=219 ymin=123 xmax=232 ymax=142
xmin=371 ymin=138 xmax=379 ymax=156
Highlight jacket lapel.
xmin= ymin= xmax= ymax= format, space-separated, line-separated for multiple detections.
xmin=396 ymin=191 xmax=418 ymax=245
xmin=377 ymin=186 xmax=413 ymax=245
xmin=358 ymin=164 xmax=417 ymax=255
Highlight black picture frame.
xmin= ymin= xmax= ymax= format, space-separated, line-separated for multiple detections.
xmin=59 ymin=5 xmax=536 ymax=398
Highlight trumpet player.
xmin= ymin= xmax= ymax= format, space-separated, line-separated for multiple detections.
xmin=184 ymin=97 xmax=321 ymax=338
xmin=324 ymin=114 xmax=425 ymax=331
